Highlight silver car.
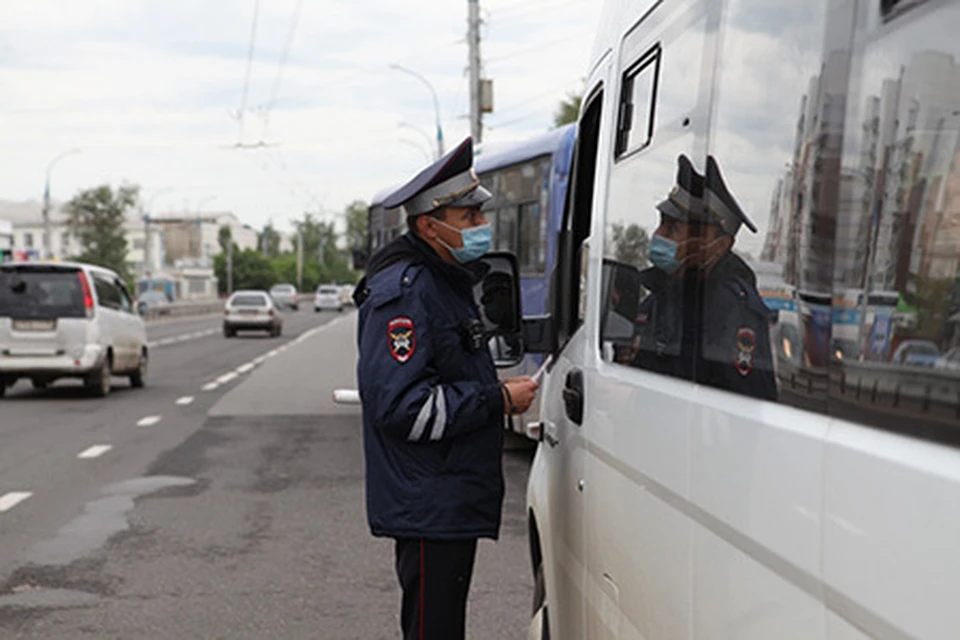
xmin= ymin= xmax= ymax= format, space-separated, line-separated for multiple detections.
xmin=314 ymin=285 xmax=343 ymax=312
xmin=224 ymin=290 xmax=283 ymax=337
xmin=269 ymin=283 xmax=299 ymax=311
xmin=0 ymin=261 xmax=148 ymax=397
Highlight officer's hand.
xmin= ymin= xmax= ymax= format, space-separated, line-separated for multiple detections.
xmin=502 ymin=376 xmax=539 ymax=415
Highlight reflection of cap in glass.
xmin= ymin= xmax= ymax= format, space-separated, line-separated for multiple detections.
xmin=656 ymin=155 xmax=706 ymax=224
xmin=382 ymin=137 xmax=492 ymax=217
xmin=656 ymin=154 xmax=758 ymax=236
xmin=704 ymin=156 xmax=757 ymax=235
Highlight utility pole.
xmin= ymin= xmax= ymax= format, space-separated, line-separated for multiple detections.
xmin=42 ymin=148 xmax=81 ymax=260
xmin=468 ymin=0 xmax=483 ymax=142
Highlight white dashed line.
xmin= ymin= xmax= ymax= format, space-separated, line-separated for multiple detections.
xmin=253 ymin=356 xmax=266 ymax=365
xmin=78 ymin=445 xmax=112 ymax=459
xmin=137 ymin=415 xmax=162 ymax=427
xmin=176 ymin=396 xmax=195 ymax=406
xmin=147 ymin=341 xmax=159 ymax=349
xmin=202 ymin=382 xmax=219 ymax=392
xmin=266 ymin=350 xmax=280 ymax=358
xmin=0 ymin=492 xmax=32 ymax=512
xmin=236 ymin=363 xmax=255 ymax=374
xmin=158 ymin=338 xmax=175 ymax=346
xmin=217 ymin=372 xmax=239 ymax=385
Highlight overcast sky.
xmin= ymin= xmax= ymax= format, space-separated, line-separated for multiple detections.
xmin=0 ymin=0 xmax=599 ymax=233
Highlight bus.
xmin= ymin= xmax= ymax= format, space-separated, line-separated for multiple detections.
xmin=366 ymin=124 xmax=577 ymax=434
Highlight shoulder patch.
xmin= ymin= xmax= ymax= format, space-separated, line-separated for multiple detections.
xmin=387 ymin=316 xmax=417 ymax=363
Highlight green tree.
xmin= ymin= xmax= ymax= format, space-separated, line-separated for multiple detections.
xmin=259 ymin=222 xmax=282 ymax=258
xmin=218 ymin=225 xmax=233 ymax=254
xmin=66 ymin=184 xmax=139 ymax=279
xmin=213 ymin=248 xmax=276 ymax=294
xmin=611 ymin=222 xmax=650 ymax=268
xmin=345 ymin=200 xmax=368 ymax=252
xmin=553 ymin=91 xmax=582 ymax=128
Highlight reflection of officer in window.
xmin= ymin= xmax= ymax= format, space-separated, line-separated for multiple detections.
xmin=631 ymin=155 xmax=777 ymax=401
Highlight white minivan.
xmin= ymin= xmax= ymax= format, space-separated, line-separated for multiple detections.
xmin=525 ymin=1 xmax=960 ymax=639
xmin=0 ymin=261 xmax=147 ymax=397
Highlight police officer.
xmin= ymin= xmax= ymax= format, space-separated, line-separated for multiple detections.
xmin=631 ymin=154 xmax=778 ymax=400
xmin=354 ymin=137 xmax=539 ymax=640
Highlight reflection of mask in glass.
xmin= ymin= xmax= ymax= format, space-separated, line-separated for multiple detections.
xmin=435 ymin=219 xmax=492 ymax=263
xmin=649 ymin=235 xmax=681 ymax=274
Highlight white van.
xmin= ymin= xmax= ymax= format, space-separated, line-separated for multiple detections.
xmin=524 ymin=1 xmax=960 ymax=639
xmin=0 ymin=261 xmax=147 ymax=397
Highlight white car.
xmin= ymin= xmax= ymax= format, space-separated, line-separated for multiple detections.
xmin=0 ymin=261 xmax=147 ymax=397
xmin=314 ymin=285 xmax=343 ymax=312
xmin=223 ymin=290 xmax=283 ymax=337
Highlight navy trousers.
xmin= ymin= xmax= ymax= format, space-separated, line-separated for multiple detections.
xmin=394 ymin=538 xmax=478 ymax=640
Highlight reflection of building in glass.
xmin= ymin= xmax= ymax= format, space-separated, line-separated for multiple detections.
xmin=856 ymin=52 xmax=960 ymax=293
xmin=761 ymin=53 xmax=848 ymax=293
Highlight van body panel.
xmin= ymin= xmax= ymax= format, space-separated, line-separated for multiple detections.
xmin=528 ymin=0 xmax=960 ymax=638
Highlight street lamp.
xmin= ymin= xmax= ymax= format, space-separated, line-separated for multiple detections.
xmin=42 ymin=148 xmax=81 ymax=260
xmin=390 ymin=64 xmax=444 ymax=159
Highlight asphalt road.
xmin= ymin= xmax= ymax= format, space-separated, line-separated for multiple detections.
xmin=0 ymin=309 xmax=534 ymax=639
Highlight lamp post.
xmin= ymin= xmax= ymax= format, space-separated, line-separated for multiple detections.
xmin=390 ymin=64 xmax=444 ymax=159
xmin=42 ymin=148 xmax=81 ymax=260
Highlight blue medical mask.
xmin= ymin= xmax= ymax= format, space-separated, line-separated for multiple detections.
xmin=435 ymin=219 xmax=492 ymax=263
xmin=649 ymin=235 xmax=681 ymax=274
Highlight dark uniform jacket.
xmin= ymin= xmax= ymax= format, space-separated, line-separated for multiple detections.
xmin=355 ymin=234 xmax=505 ymax=541
xmin=632 ymin=251 xmax=778 ymax=401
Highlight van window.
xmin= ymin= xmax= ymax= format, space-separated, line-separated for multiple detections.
xmin=599 ymin=5 xmax=710 ymax=384
xmin=0 ymin=267 xmax=86 ymax=319
xmin=616 ymin=46 xmax=660 ymax=157
xmin=828 ymin=1 xmax=960 ymax=445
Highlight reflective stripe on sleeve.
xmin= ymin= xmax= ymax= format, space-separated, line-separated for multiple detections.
xmin=429 ymin=386 xmax=447 ymax=441
xmin=409 ymin=388 xmax=436 ymax=442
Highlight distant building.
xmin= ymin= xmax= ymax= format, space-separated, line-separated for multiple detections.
xmin=149 ymin=211 xmax=259 ymax=266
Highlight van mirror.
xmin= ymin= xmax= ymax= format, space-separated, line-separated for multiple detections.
xmin=472 ymin=252 xmax=523 ymax=368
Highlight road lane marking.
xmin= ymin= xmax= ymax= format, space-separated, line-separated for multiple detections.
xmin=176 ymin=396 xmax=195 ymax=406
xmin=78 ymin=445 xmax=112 ymax=459
xmin=217 ymin=372 xmax=238 ymax=385
xmin=202 ymin=382 xmax=219 ymax=392
xmin=158 ymin=338 xmax=175 ymax=345
xmin=266 ymin=349 xmax=280 ymax=358
xmin=0 ymin=492 xmax=32 ymax=512
xmin=253 ymin=356 xmax=266 ymax=365
xmin=147 ymin=341 xmax=158 ymax=348
xmin=137 ymin=415 xmax=162 ymax=427
xmin=236 ymin=363 xmax=255 ymax=374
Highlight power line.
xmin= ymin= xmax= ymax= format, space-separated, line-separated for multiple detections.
xmin=259 ymin=0 xmax=306 ymax=141
xmin=485 ymin=29 xmax=589 ymax=64
xmin=236 ymin=0 xmax=261 ymax=145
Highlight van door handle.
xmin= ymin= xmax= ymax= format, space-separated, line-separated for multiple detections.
xmin=562 ymin=368 xmax=584 ymax=425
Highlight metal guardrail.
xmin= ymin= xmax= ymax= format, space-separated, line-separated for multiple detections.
xmin=837 ymin=360 xmax=960 ymax=418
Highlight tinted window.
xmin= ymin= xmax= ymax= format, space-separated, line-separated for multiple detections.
xmin=0 ymin=268 xmax=85 ymax=319
xmin=93 ymin=275 xmax=123 ymax=311
xmin=231 ymin=294 xmax=268 ymax=306
xmin=318 ymin=286 xmax=338 ymax=294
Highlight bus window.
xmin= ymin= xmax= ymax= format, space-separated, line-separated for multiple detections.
xmin=519 ymin=202 xmax=545 ymax=275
